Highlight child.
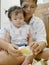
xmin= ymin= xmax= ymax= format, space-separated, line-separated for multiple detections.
xmin=4 ymin=6 xmax=33 ymax=47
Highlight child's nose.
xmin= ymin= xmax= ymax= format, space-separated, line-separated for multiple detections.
xmin=17 ymin=18 xmax=20 ymax=21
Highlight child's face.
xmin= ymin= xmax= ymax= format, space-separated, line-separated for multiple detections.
xmin=21 ymin=0 xmax=37 ymax=16
xmin=11 ymin=11 xmax=24 ymax=28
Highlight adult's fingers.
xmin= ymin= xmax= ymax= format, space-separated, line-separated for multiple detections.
xmin=29 ymin=42 xmax=35 ymax=47
xmin=12 ymin=44 xmax=18 ymax=50
xmin=34 ymin=46 xmax=41 ymax=55
xmin=9 ymin=50 xmax=23 ymax=57
xmin=32 ymin=43 xmax=39 ymax=49
xmin=11 ymin=48 xmax=22 ymax=54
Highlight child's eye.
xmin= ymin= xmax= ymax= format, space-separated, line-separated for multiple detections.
xmin=14 ymin=19 xmax=17 ymax=20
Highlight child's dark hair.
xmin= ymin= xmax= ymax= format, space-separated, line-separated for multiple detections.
xmin=5 ymin=6 xmax=23 ymax=20
xmin=20 ymin=0 xmax=37 ymax=5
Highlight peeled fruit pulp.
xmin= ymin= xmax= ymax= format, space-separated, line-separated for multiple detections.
xmin=19 ymin=46 xmax=33 ymax=56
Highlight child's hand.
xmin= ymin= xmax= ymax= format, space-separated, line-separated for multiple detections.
xmin=29 ymin=42 xmax=46 ymax=55
xmin=7 ymin=44 xmax=23 ymax=56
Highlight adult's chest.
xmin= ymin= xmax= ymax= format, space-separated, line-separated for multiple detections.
xmin=30 ymin=22 xmax=38 ymax=41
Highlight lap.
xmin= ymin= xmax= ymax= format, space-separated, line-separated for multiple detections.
xmin=0 ymin=50 xmax=25 ymax=65
xmin=0 ymin=48 xmax=49 ymax=65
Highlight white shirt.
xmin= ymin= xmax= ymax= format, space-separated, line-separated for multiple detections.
xmin=0 ymin=21 xmax=31 ymax=45
xmin=29 ymin=16 xmax=47 ymax=43
xmin=0 ymin=16 xmax=47 ymax=44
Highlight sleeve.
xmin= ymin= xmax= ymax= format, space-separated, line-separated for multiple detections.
xmin=0 ymin=28 xmax=6 ymax=39
xmin=0 ymin=21 xmax=11 ymax=39
xmin=3 ymin=22 xmax=11 ymax=32
xmin=35 ymin=18 xmax=47 ymax=45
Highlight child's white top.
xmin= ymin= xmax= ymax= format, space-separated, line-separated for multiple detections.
xmin=0 ymin=21 xmax=32 ymax=45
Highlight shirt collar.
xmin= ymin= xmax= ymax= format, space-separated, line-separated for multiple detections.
xmin=29 ymin=15 xmax=35 ymax=25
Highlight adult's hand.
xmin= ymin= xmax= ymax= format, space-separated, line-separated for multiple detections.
xmin=29 ymin=42 xmax=46 ymax=55
xmin=7 ymin=44 xmax=23 ymax=57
